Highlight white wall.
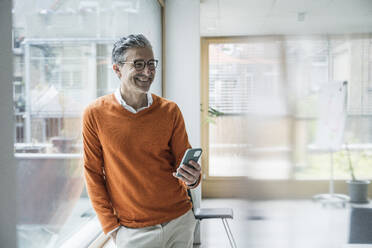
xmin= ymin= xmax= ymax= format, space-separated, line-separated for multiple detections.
xmin=164 ymin=0 xmax=201 ymax=244
xmin=165 ymin=0 xmax=201 ymax=156
xmin=0 ymin=0 xmax=17 ymax=246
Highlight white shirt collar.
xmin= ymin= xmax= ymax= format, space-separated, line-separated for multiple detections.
xmin=114 ymin=88 xmax=153 ymax=114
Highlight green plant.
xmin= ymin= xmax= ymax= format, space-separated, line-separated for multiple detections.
xmin=200 ymin=104 xmax=224 ymax=124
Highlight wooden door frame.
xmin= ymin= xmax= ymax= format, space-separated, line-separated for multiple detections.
xmin=200 ymin=37 xmax=256 ymax=197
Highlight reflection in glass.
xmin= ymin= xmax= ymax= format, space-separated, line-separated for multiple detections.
xmin=208 ymin=36 xmax=372 ymax=180
xmin=208 ymin=41 xmax=291 ymax=178
xmin=12 ymin=0 xmax=162 ymax=246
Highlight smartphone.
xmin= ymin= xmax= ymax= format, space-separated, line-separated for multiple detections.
xmin=175 ymin=148 xmax=202 ymax=177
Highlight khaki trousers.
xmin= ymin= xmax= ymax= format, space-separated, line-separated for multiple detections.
xmin=115 ymin=209 xmax=197 ymax=248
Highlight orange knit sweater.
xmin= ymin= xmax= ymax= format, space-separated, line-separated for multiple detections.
xmin=82 ymin=93 xmax=201 ymax=234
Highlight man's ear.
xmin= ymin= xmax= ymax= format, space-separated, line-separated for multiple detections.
xmin=113 ymin=64 xmax=121 ymax=78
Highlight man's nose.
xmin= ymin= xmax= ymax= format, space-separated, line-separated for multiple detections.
xmin=143 ymin=66 xmax=153 ymax=76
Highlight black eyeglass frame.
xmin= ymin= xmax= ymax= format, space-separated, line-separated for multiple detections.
xmin=119 ymin=59 xmax=159 ymax=71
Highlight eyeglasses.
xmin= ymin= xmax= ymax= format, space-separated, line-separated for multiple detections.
xmin=119 ymin=59 xmax=158 ymax=71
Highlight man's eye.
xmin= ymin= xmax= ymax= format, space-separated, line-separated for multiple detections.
xmin=134 ymin=61 xmax=145 ymax=68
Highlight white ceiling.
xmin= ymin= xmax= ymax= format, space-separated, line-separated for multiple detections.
xmin=200 ymin=0 xmax=372 ymax=36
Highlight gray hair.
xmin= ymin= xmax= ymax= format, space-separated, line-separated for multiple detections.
xmin=112 ymin=34 xmax=152 ymax=65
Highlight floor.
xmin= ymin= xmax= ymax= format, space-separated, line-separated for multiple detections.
xmin=198 ymin=198 xmax=352 ymax=248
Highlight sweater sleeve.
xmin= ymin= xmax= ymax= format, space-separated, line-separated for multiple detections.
xmin=170 ymin=104 xmax=201 ymax=189
xmin=82 ymin=107 xmax=120 ymax=234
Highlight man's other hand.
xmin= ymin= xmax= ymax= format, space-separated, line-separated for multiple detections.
xmin=110 ymin=228 xmax=119 ymax=244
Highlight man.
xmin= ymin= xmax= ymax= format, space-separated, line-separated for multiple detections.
xmin=82 ymin=34 xmax=202 ymax=248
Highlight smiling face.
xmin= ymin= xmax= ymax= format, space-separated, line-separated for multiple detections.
xmin=114 ymin=47 xmax=156 ymax=94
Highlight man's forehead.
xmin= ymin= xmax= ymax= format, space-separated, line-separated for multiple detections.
xmin=125 ymin=47 xmax=154 ymax=59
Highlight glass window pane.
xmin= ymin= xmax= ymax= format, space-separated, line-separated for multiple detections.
xmin=288 ymin=37 xmax=372 ymax=180
xmin=12 ymin=0 xmax=162 ymax=247
xmin=208 ymin=40 xmax=292 ymax=178
xmin=207 ymin=36 xmax=372 ymax=180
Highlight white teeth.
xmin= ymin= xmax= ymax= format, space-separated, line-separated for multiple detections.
xmin=136 ymin=78 xmax=149 ymax=82
xmin=136 ymin=78 xmax=151 ymax=83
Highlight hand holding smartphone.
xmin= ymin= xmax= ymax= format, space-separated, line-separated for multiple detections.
xmin=175 ymin=148 xmax=202 ymax=178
